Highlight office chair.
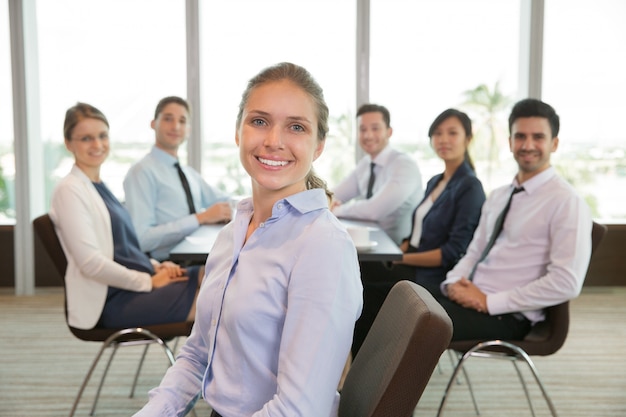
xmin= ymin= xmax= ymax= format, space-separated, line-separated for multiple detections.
xmin=33 ymin=214 xmax=194 ymax=416
xmin=339 ymin=281 xmax=453 ymax=417
xmin=437 ymin=221 xmax=608 ymax=417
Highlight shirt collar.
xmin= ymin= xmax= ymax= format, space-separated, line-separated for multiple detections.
xmin=150 ymin=145 xmax=179 ymax=166
xmin=237 ymin=188 xmax=329 ymax=219
xmin=369 ymin=145 xmax=393 ymax=166
xmin=512 ymin=166 xmax=556 ymax=194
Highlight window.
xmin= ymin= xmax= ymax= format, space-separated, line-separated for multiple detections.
xmin=544 ymin=0 xmax=626 ymax=221
xmin=200 ymin=0 xmax=356 ymax=196
xmin=36 ymin=0 xmax=186 ymax=202
xmin=0 ymin=0 xmax=15 ymax=222
xmin=370 ymin=0 xmax=521 ymax=192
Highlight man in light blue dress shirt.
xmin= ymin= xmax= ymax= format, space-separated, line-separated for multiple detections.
xmin=124 ymin=97 xmax=231 ymax=261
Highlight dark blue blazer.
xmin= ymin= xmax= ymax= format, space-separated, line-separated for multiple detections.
xmin=406 ymin=160 xmax=485 ymax=283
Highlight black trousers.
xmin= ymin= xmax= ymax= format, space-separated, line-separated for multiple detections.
xmin=352 ymin=261 xmax=444 ymax=357
xmin=435 ymin=295 xmax=531 ymax=341
xmin=210 ymin=411 xmax=222 ymax=417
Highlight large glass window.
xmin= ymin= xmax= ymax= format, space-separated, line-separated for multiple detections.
xmin=370 ymin=0 xmax=521 ymax=192
xmin=200 ymin=0 xmax=356 ymax=196
xmin=544 ymin=0 xmax=626 ymax=221
xmin=0 ymin=0 xmax=15 ymax=222
xmin=36 ymin=0 xmax=186 ymax=202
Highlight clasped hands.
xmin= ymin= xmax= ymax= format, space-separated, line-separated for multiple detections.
xmin=447 ymin=277 xmax=489 ymax=314
xmin=151 ymin=261 xmax=189 ymax=289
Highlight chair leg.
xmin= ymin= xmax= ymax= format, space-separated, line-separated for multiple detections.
xmin=130 ymin=344 xmax=151 ymax=398
xmin=69 ymin=328 xmax=178 ymax=417
xmin=69 ymin=341 xmax=115 ymax=417
xmin=512 ymin=361 xmax=537 ymax=417
xmin=459 ymin=357 xmax=480 ymax=415
xmin=437 ymin=348 xmax=479 ymax=417
xmin=438 ymin=341 xmax=558 ymax=417
xmin=507 ymin=346 xmax=558 ymax=417
xmin=439 ymin=350 xmax=480 ymax=416
xmin=90 ymin=344 xmax=120 ymax=416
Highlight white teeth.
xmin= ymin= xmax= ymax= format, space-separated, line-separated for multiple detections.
xmin=258 ymin=157 xmax=288 ymax=167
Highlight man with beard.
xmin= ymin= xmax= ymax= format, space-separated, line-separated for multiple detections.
xmin=436 ymin=98 xmax=592 ymax=342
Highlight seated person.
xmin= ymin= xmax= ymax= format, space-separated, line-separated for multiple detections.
xmin=353 ymin=109 xmax=485 ymax=355
xmin=331 ymin=104 xmax=423 ymax=244
xmin=50 ymin=103 xmax=202 ymax=330
xmin=437 ymin=98 xmax=592 ymax=341
xmin=123 ymin=96 xmax=231 ymax=261
xmin=133 ymin=62 xmax=363 ymax=417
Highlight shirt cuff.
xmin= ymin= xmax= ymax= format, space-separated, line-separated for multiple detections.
xmin=486 ymin=292 xmax=508 ymax=315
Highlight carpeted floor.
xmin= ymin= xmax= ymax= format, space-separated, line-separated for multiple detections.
xmin=1 ymin=287 xmax=625 ymax=417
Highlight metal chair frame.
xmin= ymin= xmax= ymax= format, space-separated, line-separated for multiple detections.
xmin=438 ymin=340 xmax=558 ymax=417
xmin=74 ymin=328 xmax=176 ymax=416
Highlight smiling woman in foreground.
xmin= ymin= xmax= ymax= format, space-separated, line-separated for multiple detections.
xmin=134 ymin=62 xmax=363 ymax=417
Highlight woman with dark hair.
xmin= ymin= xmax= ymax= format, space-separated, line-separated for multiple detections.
xmin=134 ymin=63 xmax=362 ymax=417
xmin=353 ymin=108 xmax=485 ymax=355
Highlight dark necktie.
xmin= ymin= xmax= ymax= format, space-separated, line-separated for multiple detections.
xmin=366 ymin=162 xmax=376 ymax=199
xmin=175 ymin=162 xmax=196 ymax=214
xmin=468 ymin=186 xmax=524 ymax=281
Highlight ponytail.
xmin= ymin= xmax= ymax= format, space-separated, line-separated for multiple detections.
xmin=306 ymin=169 xmax=333 ymax=202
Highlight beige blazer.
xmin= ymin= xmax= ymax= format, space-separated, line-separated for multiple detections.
xmin=50 ymin=165 xmax=152 ymax=330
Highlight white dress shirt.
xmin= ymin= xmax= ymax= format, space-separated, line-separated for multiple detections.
xmin=442 ymin=167 xmax=592 ymax=323
xmin=333 ymin=146 xmax=423 ymax=243
xmin=133 ymin=189 xmax=363 ymax=417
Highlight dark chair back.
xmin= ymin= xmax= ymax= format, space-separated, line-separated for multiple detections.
xmin=339 ymin=281 xmax=453 ymax=417
xmin=33 ymin=213 xmax=68 ymax=277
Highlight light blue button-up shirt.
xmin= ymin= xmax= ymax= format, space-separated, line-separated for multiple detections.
xmin=134 ymin=189 xmax=363 ymax=417
xmin=123 ymin=146 xmax=228 ymax=260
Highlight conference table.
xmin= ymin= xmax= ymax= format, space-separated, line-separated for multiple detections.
xmin=169 ymin=218 xmax=402 ymax=264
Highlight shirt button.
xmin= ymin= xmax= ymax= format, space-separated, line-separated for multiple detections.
xmin=278 ymin=203 xmax=284 ymax=210
xmin=259 ymin=222 xmax=265 ymax=228
xmin=211 ymin=319 xmax=216 ymax=326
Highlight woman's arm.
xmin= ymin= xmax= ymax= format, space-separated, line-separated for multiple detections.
xmin=400 ymin=248 xmax=442 ymax=267
xmin=438 ymin=177 xmax=486 ymax=269
xmin=51 ymin=178 xmax=152 ymax=291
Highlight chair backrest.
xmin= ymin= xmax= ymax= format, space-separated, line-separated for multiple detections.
xmin=339 ymin=281 xmax=453 ymax=417
xmin=590 ymin=221 xmax=608 ymax=258
xmin=33 ymin=213 xmax=68 ymax=277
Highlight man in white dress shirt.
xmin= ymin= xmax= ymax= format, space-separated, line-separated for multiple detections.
xmin=438 ymin=98 xmax=592 ymax=341
xmin=331 ymin=104 xmax=423 ymax=244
